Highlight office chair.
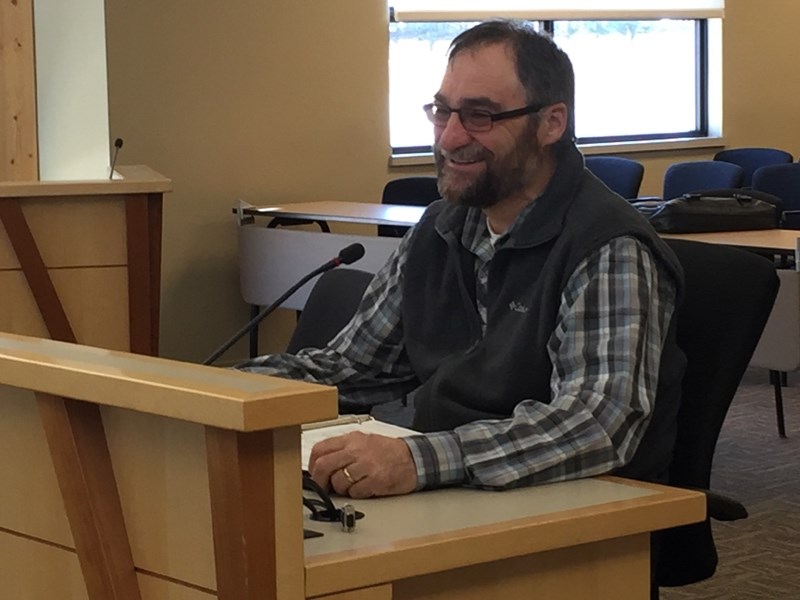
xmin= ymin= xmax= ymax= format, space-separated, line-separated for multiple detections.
xmin=752 ymin=163 xmax=800 ymax=229
xmin=584 ymin=156 xmax=645 ymax=199
xmin=749 ymin=269 xmax=800 ymax=437
xmin=286 ymin=268 xmax=373 ymax=354
xmin=655 ymin=240 xmax=779 ymax=593
xmin=714 ymin=147 xmax=793 ymax=188
xmin=378 ymin=176 xmax=440 ymax=238
xmin=662 ymin=161 xmax=745 ymax=200
xmin=286 ymin=268 xmax=374 ymax=414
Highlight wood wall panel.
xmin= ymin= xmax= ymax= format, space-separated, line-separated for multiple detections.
xmin=0 ymin=532 xmax=88 ymax=600
xmin=0 ymin=394 xmax=218 ymax=593
xmin=0 ymin=268 xmax=130 ymax=350
xmin=0 ymin=196 xmax=127 ymax=269
xmin=0 ymin=0 xmax=38 ymax=181
xmin=0 ymin=533 xmax=218 ymax=600
xmin=0 ymin=385 xmax=74 ymax=545
xmin=103 ymin=408 xmax=217 ymax=591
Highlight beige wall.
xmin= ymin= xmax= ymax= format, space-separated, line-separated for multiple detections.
xmin=104 ymin=0 xmax=800 ymax=363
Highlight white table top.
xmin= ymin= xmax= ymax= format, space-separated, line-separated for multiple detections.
xmin=241 ymin=200 xmax=427 ymax=227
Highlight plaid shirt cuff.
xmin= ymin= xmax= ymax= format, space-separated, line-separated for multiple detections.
xmin=404 ymin=432 xmax=466 ymax=490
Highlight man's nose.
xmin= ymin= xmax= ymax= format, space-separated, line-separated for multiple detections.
xmin=435 ymin=112 xmax=473 ymax=152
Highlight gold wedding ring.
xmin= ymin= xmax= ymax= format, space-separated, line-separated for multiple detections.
xmin=342 ymin=466 xmax=355 ymax=485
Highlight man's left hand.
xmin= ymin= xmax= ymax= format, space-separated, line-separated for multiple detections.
xmin=308 ymin=431 xmax=417 ymax=498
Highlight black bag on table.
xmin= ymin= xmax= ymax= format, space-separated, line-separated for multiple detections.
xmin=631 ymin=190 xmax=779 ymax=233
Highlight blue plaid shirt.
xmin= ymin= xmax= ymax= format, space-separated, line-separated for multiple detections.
xmin=238 ymin=206 xmax=677 ymax=490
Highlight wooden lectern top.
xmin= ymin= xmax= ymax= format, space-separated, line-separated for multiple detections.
xmin=0 ymin=331 xmax=337 ymax=431
xmin=0 ymin=165 xmax=172 ymax=198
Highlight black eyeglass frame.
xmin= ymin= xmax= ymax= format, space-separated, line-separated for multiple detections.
xmin=422 ymin=101 xmax=546 ymax=133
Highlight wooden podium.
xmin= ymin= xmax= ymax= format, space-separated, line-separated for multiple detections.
xmin=0 ymin=165 xmax=170 ymax=354
xmin=0 ymin=332 xmax=337 ymax=600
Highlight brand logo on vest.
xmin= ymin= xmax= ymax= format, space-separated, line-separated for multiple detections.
xmin=509 ymin=301 xmax=529 ymax=314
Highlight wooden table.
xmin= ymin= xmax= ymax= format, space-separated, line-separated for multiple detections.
xmin=0 ymin=331 xmax=705 ymax=600
xmin=661 ymin=228 xmax=798 ymax=257
xmin=304 ymin=477 xmax=704 ymax=600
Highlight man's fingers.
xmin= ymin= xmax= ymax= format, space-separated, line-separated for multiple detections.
xmin=308 ymin=434 xmax=351 ymax=469
xmin=329 ymin=467 xmax=358 ymax=496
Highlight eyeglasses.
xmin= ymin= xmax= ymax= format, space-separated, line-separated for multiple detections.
xmin=422 ymin=101 xmax=546 ymax=133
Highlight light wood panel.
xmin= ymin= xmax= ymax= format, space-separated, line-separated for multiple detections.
xmin=0 ymin=532 xmax=88 ymax=600
xmin=0 ymin=532 xmax=219 ymax=600
xmin=314 ymin=586 xmax=392 ymax=600
xmin=206 ymin=426 xmax=305 ymax=600
xmin=0 ymin=268 xmax=130 ymax=350
xmin=0 ymin=0 xmax=37 ymax=181
xmin=103 ymin=408 xmax=216 ymax=590
xmin=37 ymin=392 xmax=141 ymax=600
xmin=0 ymin=196 xmax=127 ymax=269
xmin=393 ymin=534 xmax=649 ymax=600
xmin=0 ymin=385 xmax=73 ymax=544
xmin=0 ymin=165 xmax=170 ymax=197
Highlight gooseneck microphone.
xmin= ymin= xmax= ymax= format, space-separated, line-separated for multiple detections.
xmin=109 ymin=138 xmax=124 ymax=180
xmin=203 ymin=242 xmax=366 ymax=365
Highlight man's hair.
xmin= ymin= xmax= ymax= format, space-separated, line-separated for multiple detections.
xmin=448 ymin=20 xmax=576 ymax=148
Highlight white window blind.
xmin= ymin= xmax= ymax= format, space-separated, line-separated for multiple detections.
xmin=391 ymin=1 xmax=725 ymax=22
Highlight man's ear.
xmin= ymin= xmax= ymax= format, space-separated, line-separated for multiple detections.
xmin=538 ymin=103 xmax=568 ymax=147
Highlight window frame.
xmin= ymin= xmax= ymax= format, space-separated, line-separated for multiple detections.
xmin=388 ymin=15 xmax=722 ymax=161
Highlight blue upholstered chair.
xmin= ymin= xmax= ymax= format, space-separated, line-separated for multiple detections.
xmin=662 ymin=161 xmax=745 ymax=200
xmin=714 ymin=147 xmax=793 ymax=187
xmin=752 ymin=163 xmax=800 ymax=229
xmin=585 ymin=156 xmax=645 ymax=199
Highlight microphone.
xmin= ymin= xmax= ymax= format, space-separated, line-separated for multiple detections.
xmin=109 ymin=137 xmax=124 ymax=180
xmin=203 ymin=243 xmax=366 ymax=365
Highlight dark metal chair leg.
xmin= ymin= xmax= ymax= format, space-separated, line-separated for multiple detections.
xmin=249 ymin=304 xmax=260 ymax=358
xmin=770 ymin=370 xmax=787 ymax=438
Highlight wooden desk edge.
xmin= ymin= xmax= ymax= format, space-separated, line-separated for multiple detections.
xmin=0 ymin=165 xmax=172 ymax=198
xmin=661 ymin=229 xmax=799 ymax=255
xmin=0 ymin=332 xmax=338 ymax=431
xmin=304 ymin=478 xmax=705 ymax=597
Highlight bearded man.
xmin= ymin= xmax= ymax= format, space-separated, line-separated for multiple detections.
xmin=238 ymin=20 xmax=685 ymax=500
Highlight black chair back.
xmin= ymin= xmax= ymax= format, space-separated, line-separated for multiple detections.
xmin=656 ymin=240 xmax=779 ymax=588
xmin=378 ymin=177 xmax=440 ymax=238
xmin=286 ymin=268 xmax=374 ymax=354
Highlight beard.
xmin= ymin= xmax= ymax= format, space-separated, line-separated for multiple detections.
xmin=434 ymin=123 xmax=542 ymax=209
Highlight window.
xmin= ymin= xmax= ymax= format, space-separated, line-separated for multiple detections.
xmin=389 ymin=2 xmax=724 ymax=156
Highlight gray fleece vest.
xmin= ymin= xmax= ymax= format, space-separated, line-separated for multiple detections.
xmin=404 ymin=144 xmax=685 ymax=483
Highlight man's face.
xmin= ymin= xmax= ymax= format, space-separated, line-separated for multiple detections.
xmin=433 ymin=43 xmax=543 ymax=209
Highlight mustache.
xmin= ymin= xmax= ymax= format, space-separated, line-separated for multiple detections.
xmin=435 ymin=143 xmax=493 ymax=163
